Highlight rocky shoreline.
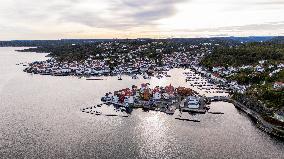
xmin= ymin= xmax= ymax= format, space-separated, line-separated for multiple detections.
xmin=232 ymin=99 xmax=284 ymax=139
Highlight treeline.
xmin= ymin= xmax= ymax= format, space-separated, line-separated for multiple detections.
xmin=246 ymin=84 xmax=284 ymax=110
xmin=201 ymin=42 xmax=284 ymax=67
xmin=16 ymin=40 xmax=207 ymax=62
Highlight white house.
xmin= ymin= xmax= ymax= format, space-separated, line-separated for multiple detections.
xmin=112 ymin=95 xmax=119 ymax=103
xmin=84 ymin=68 xmax=92 ymax=74
xmin=259 ymin=60 xmax=266 ymax=65
xmin=277 ymin=63 xmax=284 ymax=68
xmin=212 ymin=67 xmax=221 ymax=72
xmin=153 ymin=91 xmax=161 ymax=100
xmin=268 ymin=65 xmax=274 ymax=69
xmin=124 ymin=96 xmax=134 ymax=105
xmin=185 ymin=96 xmax=200 ymax=109
xmin=273 ymin=82 xmax=284 ymax=90
xmin=240 ymin=65 xmax=253 ymax=70
xmin=256 ymin=65 xmax=265 ymax=72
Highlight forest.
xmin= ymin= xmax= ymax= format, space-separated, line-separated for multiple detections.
xmin=201 ymin=42 xmax=284 ymax=68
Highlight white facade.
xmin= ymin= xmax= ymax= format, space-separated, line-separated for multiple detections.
xmin=153 ymin=92 xmax=161 ymax=100
xmin=113 ymin=95 xmax=119 ymax=103
xmin=124 ymin=96 xmax=134 ymax=104
xmin=274 ymin=82 xmax=284 ymax=89
xmin=256 ymin=66 xmax=265 ymax=72
xmin=186 ymin=96 xmax=200 ymax=109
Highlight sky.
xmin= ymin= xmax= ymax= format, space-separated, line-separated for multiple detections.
xmin=0 ymin=0 xmax=283 ymax=40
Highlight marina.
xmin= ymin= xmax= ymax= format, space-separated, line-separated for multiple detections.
xmin=79 ymin=69 xmax=234 ymax=120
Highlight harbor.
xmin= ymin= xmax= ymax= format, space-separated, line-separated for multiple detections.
xmin=79 ymin=69 xmax=232 ymax=121
xmin=1 ymin=48 xmax=284 ymax=159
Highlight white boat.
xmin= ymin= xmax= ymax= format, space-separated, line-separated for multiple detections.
xmin=165 ymin=74 xmax=171 ymax=77
xmin=156 ymin=74 xmax=163 ymax=79
xmin=118 ymin=74 xmax=122 ymax=80
xmin=132 ymin=74 xmax=139 ymax=79
xmin=143 ymin=73 xmax=151 ymax=79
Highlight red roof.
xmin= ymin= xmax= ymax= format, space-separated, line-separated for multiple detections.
xmin=213 ymin=73 xmax=220 ymax=77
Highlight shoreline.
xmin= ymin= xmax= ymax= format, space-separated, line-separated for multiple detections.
xmin=21 ymin=56 xmax=284 ymax=138
xmin=232 ymin=99 xmax=284 ymax=139
xmin=188 ymin=65 xmax=284 ymax=139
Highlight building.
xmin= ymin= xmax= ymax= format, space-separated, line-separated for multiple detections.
xmin=153 ymin=87 xmax=162 ymax=100
xmin=185 ymin=96 xmax=200 ymax=109
xmin=256 ymin=65 xmax=265 ymax=72
xmin=273 ymin=82 xmax=284 ymax=90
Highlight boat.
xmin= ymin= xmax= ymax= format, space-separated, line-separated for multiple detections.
xmin=101 ymin=95 xmax=111 ymax=102
xmin=166 ymin=110 xmax=175 ymax=115
xmin=142 ymin=105 xmax=150 ymax=111
xmin=40 ymin=72 xmax=51 ymax=75
xmin=132 ymin=74 xmax=138 ymax=79
xmin=156 ymin=74 xmax=163 ymax=79
xmin=165 ymin=74 xmax=171 ymax=77
xmin=121 ymin=107 xmax=126 ymax=112
xmin=143 ymin=73 xmax=151 ymax=79
xmin=95 ymin=111 xmax=102 ymax=115
xmin=166 ymin=106 xmax=175 ymax=115
xmin=118 ymin=74 xmax=122 ymax=80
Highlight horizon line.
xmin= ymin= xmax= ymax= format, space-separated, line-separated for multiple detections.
xmin=1 ymin=35 xmax=283 ymax=41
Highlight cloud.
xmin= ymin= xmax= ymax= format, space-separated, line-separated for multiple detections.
xmin=112 ymin=0 xmax=186 ymax=23
xmin=212 ymin=21 xmax=284 ymax=32
xmin=0 ymin=0 xmax=283 ymax=39
xmin=253 ymin=0 xmax=284 ymax=5
xmin=165 ymin=21 xmax=284 ymax=37
xmin=57 ymin=0 xmax=187 ymax=29
xmin=0 ymin=0 xmax=187 ymax=29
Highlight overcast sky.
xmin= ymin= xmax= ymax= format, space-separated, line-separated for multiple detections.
xmin=0 ymin=0 xmax=283 ymax=40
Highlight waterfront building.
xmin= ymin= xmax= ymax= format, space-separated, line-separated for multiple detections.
xmin=185 ymin=96 xmax=200 ymax=109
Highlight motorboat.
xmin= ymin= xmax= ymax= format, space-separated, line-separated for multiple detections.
xmin=132 ymin=74 xmax=139 ymax=79
xmin=118 ymin=74 xmax=122 ymax=80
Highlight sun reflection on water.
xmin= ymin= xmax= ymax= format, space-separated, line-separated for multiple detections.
xmin=136 ymin=112 xmax=172 ymax=157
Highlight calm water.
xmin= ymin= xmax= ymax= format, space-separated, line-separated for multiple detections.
xmin=0 ymin=47 xmax=283 ymax=159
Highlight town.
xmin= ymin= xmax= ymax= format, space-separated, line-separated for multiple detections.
xmin=18 ymin=38 xmax=284 ymax=138
xmin=22 ymin=40 xmax=209 ymax=79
